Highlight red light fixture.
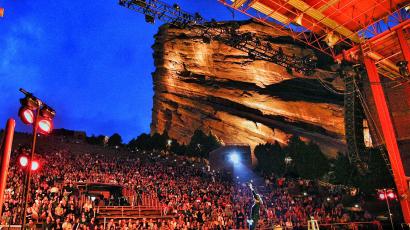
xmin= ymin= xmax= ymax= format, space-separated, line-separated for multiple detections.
xmin=31 ymin=160 xmax=39 ymax=171
xmin=19 ymin=156 xmax=29 ymax=167
xmin=38 ymin=118 xmax=53 ymax=135
xmin=18 ymin=107 xmax=34 ymax=125
xmin=387 ymin=191 xmax=396 ymax=199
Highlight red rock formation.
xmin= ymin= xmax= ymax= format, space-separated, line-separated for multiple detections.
xmin=151 ymin=20 xmax=346 ymax=157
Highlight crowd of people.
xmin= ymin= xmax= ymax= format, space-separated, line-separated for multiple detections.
xmin=1 ymin=138 xmax=377 ymax=229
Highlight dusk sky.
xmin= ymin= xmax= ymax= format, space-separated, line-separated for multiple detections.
xmin=0 ymin=0 xmax=247 ymax=142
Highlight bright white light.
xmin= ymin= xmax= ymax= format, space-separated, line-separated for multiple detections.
xmin=229 ymin=153 xmax=240 ymax=164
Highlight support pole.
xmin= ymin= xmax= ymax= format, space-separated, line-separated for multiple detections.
xmin=396 ymin=29 xmax=410 ymax=107
xmin=21 ymin=108 xmax=40 ymax=229
xmin=0 ymin=119 xmax=16 ymax=219
xmin=364 ymin=57 xmax=410 ymax=223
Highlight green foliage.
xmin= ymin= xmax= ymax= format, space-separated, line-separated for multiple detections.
xmin=254 ymin=137 xmax=329 ymax=179
xmin=170 ymin=139 xmax=186 ymax=155
xmin=86 ymin=135 xmax=106 ymax=146
xmin=108 ymin=133 xmax=122 ymax=146
xmin=127 ymin=130 xmax=220 ymax=158
xmin=331 ymin=153 xmax=352 ymax=185
xmin=128 ymin=133 xmax=153 ymax=150
xmin=330 ymin=148 xmax=394 ymax=194
xmin=288 ymin=140 xmax=329 ymax=180
xmin=254 ymin=142 xmax=285 ymax=175
xmin=186 ymin=130 xmax=222 ymax=158
xmin=353 ymin=148 xmax=394 ymax=193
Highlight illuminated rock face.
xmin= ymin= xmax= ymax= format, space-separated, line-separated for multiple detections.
xmin=151 ymin=20 xmax=346 ymax=157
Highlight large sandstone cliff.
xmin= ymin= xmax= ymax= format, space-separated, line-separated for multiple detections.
xmin=150 ymin=20 xmax=346 ymax=156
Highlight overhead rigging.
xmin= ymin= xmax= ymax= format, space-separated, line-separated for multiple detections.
xmin=119 ymin=0 xmax=317 ymax=76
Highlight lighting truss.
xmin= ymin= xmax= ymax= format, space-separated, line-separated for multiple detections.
xmin=119 ymin=0 xmax=316 ymax=75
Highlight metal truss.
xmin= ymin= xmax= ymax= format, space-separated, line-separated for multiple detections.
xmin=218 ymin=0 xmax=409 ymax=59
xmin=119 ymin=0 xmax=316 ymax=75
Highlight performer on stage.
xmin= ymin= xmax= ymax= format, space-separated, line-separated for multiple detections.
xmin=247 ymin=183 xmax=262 ymax=230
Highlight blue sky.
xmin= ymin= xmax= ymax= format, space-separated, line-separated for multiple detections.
xmin=0 ymin=0 xmax=247 ymax=142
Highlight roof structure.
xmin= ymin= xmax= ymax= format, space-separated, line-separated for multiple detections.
xmin=219 ymin=0 xmax=409 ymax=81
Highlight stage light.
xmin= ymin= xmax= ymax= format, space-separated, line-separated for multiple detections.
xmin=31 ymin=160 xmax=39 ymax=171
xmin=379 ymin=193 xmax=386 ymax=200
xmin=397 ymin=60 xmax=409 ymax=77
xmin=324 ymin=31 xmax=340 ymax=48
xmin=38 ymin=118 xmax=53 ymax=135
xmin=19 ymin=107 xmax=34 ymax=124
xmin=18 ymin=95 xmax=40 ymax=125
xmin=173 ymin=3 xmax=180 ymax=11
xmin=145 ymin=14 xmax=155 ymax=24
xmin=294 ymin=13 xmax=303 ymax=26
xmin=40 ymin=105 xmax=56 ymax=119
xmin=19 ymin=156 xmax=29 ymax=167
xmin=387 ymin=191 xmax=395 ymax=199
xmin=134 ymin=0 xmax=147 ymax=8
xmin=229 ymin=153 xmax=240 ymax=164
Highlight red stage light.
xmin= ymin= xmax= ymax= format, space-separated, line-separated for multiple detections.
xmin=387 ymin=191 xmax=395 ymax=199
xmin=19 ymin=156 xmax=29 ymax=167
xmin=379 ymin=193 xmax=386 ymax=200
xmin=38 ymin=118 xmax=52 ymax=134
xmin=18 ymin=107 xmax=34 ymax=124
xmin=31 ymin=161 xmax=39 ymax=171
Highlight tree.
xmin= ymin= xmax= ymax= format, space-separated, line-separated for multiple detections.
xmin=186 ymin=130 xmax=221 ymax=158
xmin=108 ymin=133 xmax=122 ymax=147
xmin=351 ymin=148 xmax=394 ymax=193
xmin=254 ymin=142 xmax=285 ymax=175
xmin=86 ymin=134 xmax=107 ymax=146
xmin=286 ymin=136 xmax=329 ymax=180
xmin=170 ymin=140 xmax=186 ymax=155
xmin=331 ymin=153 xmax=353 ymax=185
xmin=151 ymin=132 xmax=169 ymax=150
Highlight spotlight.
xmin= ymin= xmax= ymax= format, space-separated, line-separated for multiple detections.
xmin=173 ymin=3 xmax=180 ymax=11
xmin=38 ymin=118 xmax=53 ymax=135
xmin=387 ymin=190 xmax=396 ymax=199
xmin=18 ymin=107 xmax=34 ymax=125
xmin=294 ymin=13 xmax=303 ymax=26
xmin=379 ymin=193 xmax=386 ymax=200
xmin=31 ymin=160 xmax=40 ymax=171
xmin=134 ymin=0 xmax=147 ymax=8
xmin=324 ymin=31 xmax=340 ymax=48
xmin=145 ymin=14 xmax=155 ymax=24
xmin=397 ymin=60 xmax=409 ymax=77
xmin=229 ymin=153 xmax=240 ymax=164
xmin=18 ymin=95 xmax=40 ymax=125
xmin=19 ymin=156 xmax=29 ymax=167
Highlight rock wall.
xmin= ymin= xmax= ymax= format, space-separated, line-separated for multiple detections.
xmin=150 ymin=20 xmax=346 ymax=157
